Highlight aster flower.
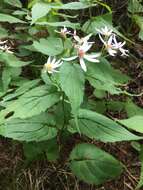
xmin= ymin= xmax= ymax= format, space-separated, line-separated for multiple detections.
xmin=99 ymin=34 xmax=117 ymax=56
xmin=44 ymin=57 xmax=63 ymax=74
xmin=96 ymin=26 xmax=113 ymax=36
xmin=112 ymin=34 xmax=129 ymax=56
xmin=73 ymin=30 xmax=93 ymax=45
xmin=0 ymin=40 xmax=13 ymax=54
xmin=55 ymin=26 xmax=71 ymax=38
xmin=63 ymin=41 xmax=100 ymax=72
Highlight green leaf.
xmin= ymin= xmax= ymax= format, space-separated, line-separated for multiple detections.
xmin=0 ymin=52 xmax=31 ymax=67
xmin=2 ymin=67 xmax=21 ymax=92
xmin=69 ymin=143 xmax=123 ymax=185
xmin=82 ymin=13 xmax=131 ymax=42
xmin=23 ymin=139 xmax=59 ymax=162
xmin=119 ymin=116 xmax=143 ymax=133
xmin=36 ymin=20 xmax=80 ymax=29
xmin=2 ymin=85 xmax=60 ymax=119
xmin=4 ymin=0 xmax=22 ymax=8
xmin=0 ymin=113 xmax=57 ymax=142
xmin=0 ymin=13 xmax=25 ymax=23
xmin=128 ymin=0 xmax=143 ymax=14
xmin=133 ymin=15 xmax=143 ymax=40
xmin=31 ymin=2 xmax=51 ymax=24
xmin=86 ymin=58 xmax=129 ymax=94
xmin=125 ymin=100 xmax=143 ymax=117
xmin=45 ymin=139 xmax=59 ymax=161
xmin=33 ymin=37 xmax=63 ymax=56
xmin=69 ymin=109 xmax=142 ymax=142
xmin=56 ymin=2 xmax=97 ymax=10
xmin=3 ymin=79 xmax=40 ymax=102
xmin=0 ymin=27 xmax=8 ymax=38
xmin=60 ymin=63 xmax=85 ymax=114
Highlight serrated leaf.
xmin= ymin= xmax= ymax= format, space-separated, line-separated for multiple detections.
xmin=69 ymin=109 xmax=142 ymax=142
xmin=60 ymin=63 xmax=85 ymax=114
xmin=0 ymin=113 xmax=57 ymax=142
xmin=2 ymin=85 xmax=60 ymax=119
xmin=33 ymin=37 xmax=63 ymax=56
xmin=69 ymin=143 xmax=123 ymax=185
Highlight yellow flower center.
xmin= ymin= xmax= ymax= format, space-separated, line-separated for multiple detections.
xmin=45 ymin=63 xmax=53 ymax=71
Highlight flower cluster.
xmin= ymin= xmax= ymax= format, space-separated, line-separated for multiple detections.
xmin=0 ymin=40 xmax=13 ymax=54
xmin=96 ymin=26 xmax=129 ymax=56
xmin=44 ymin=26 xmax=129 ymax=74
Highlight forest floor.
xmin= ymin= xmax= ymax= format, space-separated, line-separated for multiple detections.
xmin=0 ymin=136 xmax=141 ymax=190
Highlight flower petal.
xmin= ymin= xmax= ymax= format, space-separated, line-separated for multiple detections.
xmin=84 ymin=55 xmax=99 ymax=62
xmin=79 ymin=58 xmax=87 ymax=72
xmin=62 ymin=56 xmax=77 ymax=61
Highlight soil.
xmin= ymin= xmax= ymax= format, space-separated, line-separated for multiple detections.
xmin=0 ymin=136 xmax=141 ymax=190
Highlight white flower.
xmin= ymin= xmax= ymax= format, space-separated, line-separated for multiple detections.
xmin=44 ymin=57 xmax=63 ymax=74
xmin=55 ymin=26 xmax=71 ymax=38
xmin=112 ymin=35 xmax=129 ymax=56
xmin=73 ymin=30 xmax=93 ymax=45
xmin=63 ymin=42 xmax=100 ymax=72
xmin=96 ymin=26 xmax=113 ymax=36
xmin=0 ymin=40 xmax=13 ymax=54
xmin=0 ymin=40 xmax=7 ymax=45
xmin=99 ymin=34 xmax=117 ymax=56
xmin=0 ymin=44 xmax=13 ymax=54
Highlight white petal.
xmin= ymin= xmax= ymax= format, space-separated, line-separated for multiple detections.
xmin=81 ymin=42 xmax=92 ymax=52
xmin=84 ymin=55 xmax=99 ymax=62
xmin=51 ymin=57 xmax=56 ymax=64
xmin=99 ymin=34 xmax=106 ymax=45
xmin=83 ymin=33 xmax=92 ymax=42
xmin=62 ymin=56 xmax=77 ymax=61
xmin=108 ymin=35 xmax=113 ymax=45
xmin=85 ymin=53 xmax=101 ymax=58
xmin=47 ymin=56 xmax=51 ymax=64
xmin=74 ymin=35 xmax=81 ymax=43
xmin=54 ymin=61 xmax=63 ymax=68
xmin=108 ymin=48 xmax=117 ymax=56
xmin=79 ymin=58 xmax=87 ymax=72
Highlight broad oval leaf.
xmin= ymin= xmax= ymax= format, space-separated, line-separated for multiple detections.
xmin=69 ymin=143 xmax=123 ymax=184
xmin=33 ymin=37 xmax=63 ymax=56
xmin=60 ymin=63 xmax=85 ymax=115
xmin=69 ymin=109 xmax=142 ymax=142
xmin=0 ymin=113 xmax=57 ymax=142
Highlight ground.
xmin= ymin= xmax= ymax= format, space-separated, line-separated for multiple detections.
xmin=0 ymin=136 xmax=141 ymax=190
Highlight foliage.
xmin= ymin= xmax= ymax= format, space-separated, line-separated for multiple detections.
xmin=0 ymin=0 xmax=143 ymax=187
